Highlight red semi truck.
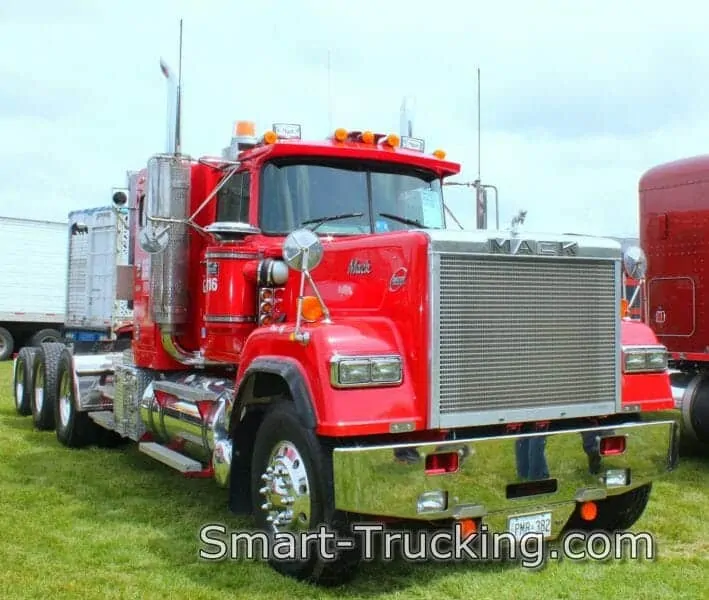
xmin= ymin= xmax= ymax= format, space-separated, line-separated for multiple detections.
xmin=638 ymin=154 xmax=709 ymax=445
xmin=13 ymin=120 xmax=678 ymax=585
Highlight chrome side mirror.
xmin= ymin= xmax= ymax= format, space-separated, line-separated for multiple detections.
xmin=282 ymin=228 xmax=324 ymax=272
xmin=623 ymin=245 xmax=647 ymax=280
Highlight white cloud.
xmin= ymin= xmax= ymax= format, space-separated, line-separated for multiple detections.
xmin=0 ymin=0 xmax=708 ymax=238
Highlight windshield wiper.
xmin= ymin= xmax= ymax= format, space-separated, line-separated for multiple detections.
xmin=301 ymin=212 xmax=364 ymax=232
xmin=378 ymin=212 xmax=426 ymax=229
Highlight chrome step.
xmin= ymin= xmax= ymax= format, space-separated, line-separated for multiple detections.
xmin=89 ymin=411 xmax=116 ymax=430
xmin=152 ymin=380 xmax=219 ymax=402
xmin=138 ymin=442 xmax=203 ymax=473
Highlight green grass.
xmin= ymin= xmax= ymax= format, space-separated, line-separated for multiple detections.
xmin=1 ymin=360 xmax=708 ymax=599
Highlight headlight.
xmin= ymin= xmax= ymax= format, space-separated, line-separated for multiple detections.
xmin=622 ymin=346 xmax=668 ymax=373
xmin=330 ymin=355 xmax=403 ymax=388
xmin=623 ymin=245 xmax=647 ymax=280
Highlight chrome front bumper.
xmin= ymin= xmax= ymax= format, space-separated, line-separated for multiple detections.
xmin=332 ymin=417 xmax=678 ymax=539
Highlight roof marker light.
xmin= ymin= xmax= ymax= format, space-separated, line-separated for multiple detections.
xmin=234 ymin=120 xmax=256 ymax=137
xmin=433 ymin=149 xmax=446 ymax=160
xmin=383 ymin=133 xmax=400 ymax=147
xmin=262 ymin=130 xmax=278 ymax=144
xmin=361 ymin=130 xmax=375 ymax=144
xmin=334 ymin=128 xmax=348 ymax=142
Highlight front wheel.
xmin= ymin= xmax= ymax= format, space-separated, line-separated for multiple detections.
xmin=250 ymin=400 xmax=361 ymax=586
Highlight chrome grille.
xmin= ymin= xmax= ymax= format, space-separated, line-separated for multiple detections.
xmin=434 ymin=254 xmax=618 ymax=426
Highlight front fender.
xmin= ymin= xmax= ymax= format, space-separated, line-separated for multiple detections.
xmin=236 ymin=318 xmax=421 ymax=437
xmin=621 ymin=319 xmax=674 ymax=411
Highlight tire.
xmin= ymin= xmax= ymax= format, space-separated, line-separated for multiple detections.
xmin=13 ymin=346 xmax=37 ymax=416
xmin=54 ymin=348 xmax=98 ymax=447
xmin=30 ymin=342 xmax=65 ymax=431
xmin=0 ymin=326 xmax=14 ymax=361
xmin=564 ymin=483 xmax=652 ymax=533
xmin=250 ymin=399 xmax=361 ymax=586
xmin=30 ymin=328 xmax=62 ymax=347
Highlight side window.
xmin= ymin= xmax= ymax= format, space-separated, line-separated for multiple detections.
xmin=216 ymin=170 xmax=251 ymax=222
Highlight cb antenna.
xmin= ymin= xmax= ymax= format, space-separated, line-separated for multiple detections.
xmin=160 ymin=19 xmax=183 ymax=155
xmin=477 ymin=67 xmax=481 ymax=181
xmin=176 ymin=19 xmax=183 ymax=155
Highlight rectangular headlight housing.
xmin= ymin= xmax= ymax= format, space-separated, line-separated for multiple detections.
xmin=330 ymin=355 xmax=403 ymax=388
xmin=622 ymin=346 xmax=668 ymax=373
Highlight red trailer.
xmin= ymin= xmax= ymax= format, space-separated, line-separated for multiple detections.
xmin=639 ymin=154 xmax=709 ymax=445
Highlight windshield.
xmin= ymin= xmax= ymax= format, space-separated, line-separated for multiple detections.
xmin=259 ymin=158 xmax=445 ymax=234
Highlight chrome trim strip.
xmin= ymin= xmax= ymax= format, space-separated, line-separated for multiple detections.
xmin=428 ymin=249 xmax=441 ymax=428
xmin=420 ymin=229 xmax=621 ymax=260
xmin=203 ymin=315 xmax=257 ymax=323
xmin=204 ymin=251 xmax=261 ymax=260
xmin=614 ymin=258 xmax=622 ymax=412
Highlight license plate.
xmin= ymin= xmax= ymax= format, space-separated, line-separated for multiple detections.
xmin=507 ymin=512 xmax=552 ymax=541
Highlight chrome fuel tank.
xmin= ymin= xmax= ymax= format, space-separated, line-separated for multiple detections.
xmin=139 ymin=373 xmax=234 ymax=466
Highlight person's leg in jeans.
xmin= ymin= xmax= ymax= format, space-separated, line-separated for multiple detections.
xmin=582 ymin=431 xmax=601 ymax=474
xmin=516 ymin=436 xmax=549 ymax=480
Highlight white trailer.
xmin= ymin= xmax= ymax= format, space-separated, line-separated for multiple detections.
xmin=0 ymin=216 xmax=68 ymax=360
xmin=63 ymin=204 xmax=133 ymax=342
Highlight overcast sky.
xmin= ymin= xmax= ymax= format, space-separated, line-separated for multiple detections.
xmin=1 ymin=1 xmax=708 ymax=236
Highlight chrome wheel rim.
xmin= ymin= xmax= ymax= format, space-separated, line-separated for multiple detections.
xmin=58 ymin=370 xmax=71 ymax=427
xmin=259 ymin=440 xmax=311 ymax=532
xmin=15 ymin=362 xmax=24 ymax=408
xmin=34 ymin=365 xmax=45 ymax=413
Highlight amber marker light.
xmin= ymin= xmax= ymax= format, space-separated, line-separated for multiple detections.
xmin=301 ymin=295 xmax=324 ymax=322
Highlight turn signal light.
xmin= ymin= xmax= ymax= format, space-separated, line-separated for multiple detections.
xmin=580 ymin=501 xmax=597 ymax=521
xmin=458 ymin=519 xmax=477 ymax=538
xmin=301 ymin=295 xmax=324 ymax=321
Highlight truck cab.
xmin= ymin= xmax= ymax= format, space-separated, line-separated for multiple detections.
xmin=13 ymin=121 xmax=680 ymax=586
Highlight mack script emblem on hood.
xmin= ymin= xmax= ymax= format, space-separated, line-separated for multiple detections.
xmin=488 ymin=238 xmax=578 ymax=256
xmin=348 ymin=258 xmax=372 ymax=275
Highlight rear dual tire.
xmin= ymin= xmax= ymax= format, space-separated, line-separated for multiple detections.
xmin=13 ymin=346 xmax=36 ymax=416
xmin=30 ymin=342 xmax=65 ymax=431
xmin=54 ymin=348 xmax=97 ymax=447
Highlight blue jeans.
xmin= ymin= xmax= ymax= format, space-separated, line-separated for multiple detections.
xmin=515 ymin=437 xmax=549 ymax=480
